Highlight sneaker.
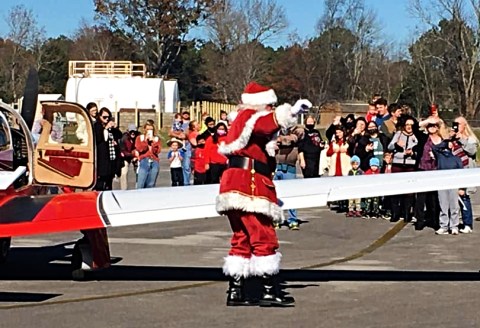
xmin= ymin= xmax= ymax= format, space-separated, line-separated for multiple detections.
xmin=435 ymin=227 xmax=449 ymax=235
xmin=288 ymin=222 xmax=299 ymax=230
xmin=354 ymin=211 xmax=363 ymax=218
xmin=411 ymin=217 xmax=417 ymax=223
xmin=382 ymin=215 xmax=391 ymax=221
xmin=274 ymin=223 xmax=280 ymax=230
xmin=369 ymin=212 xmax=378 ymax=219
xmin=451 ymin=228 xmax=459 ymax=235
xmin=460 ymin=226 xmax=473 ymax=234
xmin=346 ymin=211 xmax=355 ymax=217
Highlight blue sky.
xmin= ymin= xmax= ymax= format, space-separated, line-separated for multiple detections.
xmin=0 ymin=0 xmax=417 ymax=46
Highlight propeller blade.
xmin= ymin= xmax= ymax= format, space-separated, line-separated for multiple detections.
xmin=20 ymin=68 xmax=39 ymax=130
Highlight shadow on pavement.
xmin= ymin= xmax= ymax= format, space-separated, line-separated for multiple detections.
xmin=0 ymin=292 xmax=61 ymax=303
xmin=1 ymin=244 xmax=480 ymax=283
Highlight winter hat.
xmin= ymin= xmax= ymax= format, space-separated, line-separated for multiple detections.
xmin=369 ymin=157 xmax=380 ymax=167
xmin=241 ymin=82 xmax=277 ymax=105
xmin=350 ymin=155 xmax=361 ymax=164
xmin=128 ymin=123 xmax=137 ymax=132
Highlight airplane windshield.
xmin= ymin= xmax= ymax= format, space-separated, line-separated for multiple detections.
xmin=41 ymin=111 xmax=89 ymax=146
xmin=0 ymin=115 xmax=10 ymax=150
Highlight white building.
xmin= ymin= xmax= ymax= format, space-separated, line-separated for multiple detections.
xmin=64 ymin=61 xmax=178 ymax=114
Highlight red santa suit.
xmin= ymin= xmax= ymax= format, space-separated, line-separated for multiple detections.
xmin=216 ymin=82 xmax=303 ymax=280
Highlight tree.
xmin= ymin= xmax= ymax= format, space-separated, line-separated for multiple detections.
xmin=316 ymin=0 xmax=381 ymax=100
xmin=169 ymin=40 xmax=212 ymax=102
xmin=203 ymin=0 xmax=288 ymax=102
xmin=3 ymin=5 xmax=45 ymax=101
xmin=94 ymin=0 xmax=217 ymax=76
xmin=70 ymin=20 xmax=140 ymax=62
xmin=410 ymin=0 xmax=480 ymax=118
xmin=37 ymin=36 xmax=73 ymax=94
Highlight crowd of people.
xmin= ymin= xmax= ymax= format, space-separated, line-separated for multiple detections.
xmin=85 ymin=95 xmax=478 ymax=237
xmin=320 ymin=98 xmax=478 ymax=235
xmin=36 ymin=83 xmax=477 ymax=306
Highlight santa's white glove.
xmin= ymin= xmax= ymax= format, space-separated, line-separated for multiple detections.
xmin=291 ymin=99 xmax=313 ymax=116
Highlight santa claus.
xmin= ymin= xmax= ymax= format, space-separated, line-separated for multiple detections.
xmin=216 ymin=82 xmax=311 ymax=307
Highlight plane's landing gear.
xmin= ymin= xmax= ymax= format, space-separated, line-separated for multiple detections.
xmin=0 ymin=237 xmax=11 ymax=264
xmin=71 ymin=238 xmax=93 ymax=281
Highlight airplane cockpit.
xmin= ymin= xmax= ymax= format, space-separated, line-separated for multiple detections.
xmin=0 ymin=102 xmax=33 ymax=189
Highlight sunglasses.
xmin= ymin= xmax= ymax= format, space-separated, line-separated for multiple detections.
xmin=101 ymin=116 xmax=110 ymax=119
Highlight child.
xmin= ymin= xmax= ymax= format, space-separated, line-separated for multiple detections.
xmin=172 ymin=113 xmax=183 ymax=133
xmin=218 ymin=110 xmax=228 ymax=126
xmin=379 ymin=151 xmax=393 ymax=220
xmin=347 ymin=155 xmax=364 ymax=217
xmin=167 ymin=138 xmax=185 ymax=186
xmin=363 ymin=157 xmax=381 ymax=219
xmin=192 ymin=135 xmax=207 ymax=185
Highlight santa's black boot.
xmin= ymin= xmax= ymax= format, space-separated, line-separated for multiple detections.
xmin=258 ymin=275 xmax=295 ymax=307
xmin=226 ymin=276 xmax=257 ymax=306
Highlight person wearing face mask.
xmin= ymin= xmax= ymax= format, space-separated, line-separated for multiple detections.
xmin=298 ymin=115 xmax=325 ymax=178
xmin=388 ymin=116 xmax=419 ymax=223
xmin=200 ymin=116 xmax=216 ymax=142
xmin=366 ymin=121 xmax=389 ymax=169
xmin=192 ymin=134 xmax=207 ymax=185
xmin=204 ymin=122 xmax=228 ymax=183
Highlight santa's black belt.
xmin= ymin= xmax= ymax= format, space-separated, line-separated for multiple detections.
xmin=228 ymin=156 xmax=272 ymax=178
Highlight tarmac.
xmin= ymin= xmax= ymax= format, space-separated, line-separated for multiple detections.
xmin=2 ymin=161 xmax=480 ymax=328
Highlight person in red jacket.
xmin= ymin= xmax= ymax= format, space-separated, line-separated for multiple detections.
xmin=216 ymin=81 xmax=311 ymax=307
xmin=192 ymin=134 xmax=207 ymax=185
xmin=204 ymin=122 xmax=228 ymax=183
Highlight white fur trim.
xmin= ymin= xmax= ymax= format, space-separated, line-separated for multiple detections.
xmin=250 ymin=253 xmax=282 ymax=276
xmin=242 ymin=89 xmax=277 ymax=105
xmin=275 ymin=104 xmax=297 ymax=130
xmin=227 ymin=111 xmax=238 ymax=123
xmin=218 ymin=111 xmax=271 ymax=155
xmin=265 ymin=140 xmax=277 ymax=157
xmin=223 ymin=255 xmax=251 ymax=278
xmin=216 ymin=192 xmax=283 ymax=223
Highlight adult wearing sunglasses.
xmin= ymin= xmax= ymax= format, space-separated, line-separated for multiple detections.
xmin=93 ymin=107 xmax=119 ymax=191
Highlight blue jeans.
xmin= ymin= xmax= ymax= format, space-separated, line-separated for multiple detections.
xmin=460 ymin=194 xmax=473 ymax=228
xmin=182 ymin=149 xmax=191 ymax=186
xmin=274 ymin=167 xmax=297 ymax=224
xmin=137 ymin=158 xmax=159 ymax=189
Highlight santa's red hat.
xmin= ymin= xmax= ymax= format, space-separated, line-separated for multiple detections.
xmin=241 ymin=82 xmax=277 ymax=106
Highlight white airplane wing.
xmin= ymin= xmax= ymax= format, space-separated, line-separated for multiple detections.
xmin=0 ymin=166 xmax=27 ymax=190
xmin=3 ymin=168 xmax=480 ymax=237
xmin=101 ymin=168 xmax=480 ymax=228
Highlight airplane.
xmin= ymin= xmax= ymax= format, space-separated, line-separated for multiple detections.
xmin=2 ymin=90 xmax=480 ymax=279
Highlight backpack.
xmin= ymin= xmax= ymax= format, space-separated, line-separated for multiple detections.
xmin=450 ymin=141 xmax=469 ymax=167
xmin=432 ymin=142 xmax=463 ymax=170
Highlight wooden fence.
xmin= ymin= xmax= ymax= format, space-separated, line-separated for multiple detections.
xmin=183 ymin=101 xmax=237 ymax=123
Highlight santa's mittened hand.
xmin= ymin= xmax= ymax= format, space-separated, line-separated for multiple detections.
xmin=291 ymin=99 xmax=313 ymax=115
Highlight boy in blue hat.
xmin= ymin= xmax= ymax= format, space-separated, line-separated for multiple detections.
xmin=346 ymin=155 xmax=364 ymax=217
xmin=363 ymin=157 xmax=381 ymax=218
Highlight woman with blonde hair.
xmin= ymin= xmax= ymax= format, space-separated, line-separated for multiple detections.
xmin=135 ymin=120 xmax=161 ymax=188
xmin=453 ymin=116 xmax=478 ymax=233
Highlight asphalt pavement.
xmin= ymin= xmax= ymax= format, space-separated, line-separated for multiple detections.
xmin=2 ymin=162 xmax=480 ymax=328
